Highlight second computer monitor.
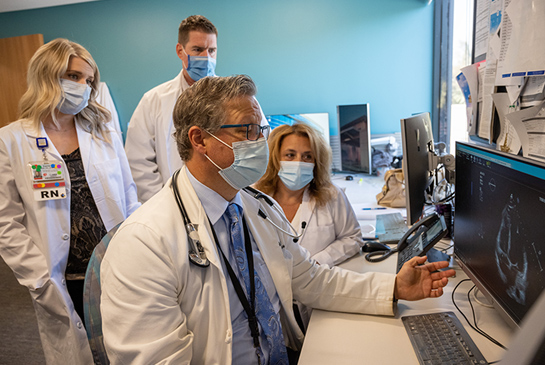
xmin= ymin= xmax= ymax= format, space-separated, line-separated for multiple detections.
xmin=400 ymin=112 xmax=434 ymax=226
xmin=337 ymin=104 xmax=372 ymax=174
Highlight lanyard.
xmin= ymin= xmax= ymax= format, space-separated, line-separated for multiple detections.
xmin=209 ymin=217 xmax=262 ymax=364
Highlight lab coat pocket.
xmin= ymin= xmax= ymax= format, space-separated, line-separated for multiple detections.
xmin=30 ymin=280 xmax=71 ymax=335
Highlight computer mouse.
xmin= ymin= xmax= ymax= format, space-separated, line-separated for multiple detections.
xmin=361 ymin=241 xmax=391 ymax=253
xmin=345 ymin=175 xmax=354 ymax=181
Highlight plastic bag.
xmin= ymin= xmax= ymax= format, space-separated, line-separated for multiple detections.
xmin=376 ymin=168 xmax=406 ymax=207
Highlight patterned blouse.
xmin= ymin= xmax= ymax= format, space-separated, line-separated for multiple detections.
xmin=62 ymin=148 xmax=107 ymax=279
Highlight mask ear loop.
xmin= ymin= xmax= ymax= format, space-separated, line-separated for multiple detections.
xmin=202 ymin=130 xmax=234 ymax=172
xmin=207 ymin=131 xmax=233 ymax=149
xmin=181 ymin=46 xmax=190 ymax=70
xmin=204 ymin=153 xmax=223 ymax=171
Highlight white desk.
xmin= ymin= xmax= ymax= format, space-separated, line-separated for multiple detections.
xmin=331 ymin=173 xmax=406 ymax=236
xmin=330 ymin=173 xmax=385 ymax=205
xmin=298 ymin=251 xmax=513 ymax=364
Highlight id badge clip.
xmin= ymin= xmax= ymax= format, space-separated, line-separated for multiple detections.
xmin=29 ymin=161 xmax=67 ymax=201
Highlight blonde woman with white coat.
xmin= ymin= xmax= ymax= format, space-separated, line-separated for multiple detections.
xmin=255 ymin=122 xmax=363 ymax=267
xmin=0 ymin=38 xmax=140 ymax=364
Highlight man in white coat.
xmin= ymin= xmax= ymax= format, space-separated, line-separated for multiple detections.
xmin=125 ymin=15 xmax=218 ymax=203
xmin=101 ymin=75 xmax=456 ymax=364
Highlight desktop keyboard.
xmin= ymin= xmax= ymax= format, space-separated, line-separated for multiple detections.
xmin=402 ymin=311 xmax=488 ymax=365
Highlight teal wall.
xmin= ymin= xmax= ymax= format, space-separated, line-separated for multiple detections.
xmin=0 ymin=0 xmax=434 ymax=137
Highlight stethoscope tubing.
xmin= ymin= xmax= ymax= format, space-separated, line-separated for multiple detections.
xmin=171 ymin=171 xmax=305 ymax=267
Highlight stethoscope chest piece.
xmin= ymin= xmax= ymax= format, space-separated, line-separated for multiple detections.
xmin=186 ymin=222 xmax=210 ymax=267
xmin=171 ymin=169 xmax=210 ymax=267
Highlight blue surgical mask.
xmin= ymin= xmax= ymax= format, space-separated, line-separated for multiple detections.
xmin=278 ymin=161 xmax=315 ymax=191
xmin=205 ymin=135 xmax=269 ymax=190
xmin=57 ymin=79 xmax=91 ymax=115
xmin=183 ymin=48 xmax=216 ymax=82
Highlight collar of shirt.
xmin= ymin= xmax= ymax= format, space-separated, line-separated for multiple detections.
xmin=185 ymin=168 xmax=243 ymax=224
xmin=178 ymin=69 xmax=191 ymax=94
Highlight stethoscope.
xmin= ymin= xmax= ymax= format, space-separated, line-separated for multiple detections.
xmin=243 ymin=186 xmax=307 ymax=243
xmin=171 ymin=170 xmax=306 ymax=267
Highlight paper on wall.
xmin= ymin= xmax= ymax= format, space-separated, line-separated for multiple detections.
xmin=506 ymin=100 xmax=545 ymax=162
xmin=506 ymin=81 xmax=525 ymax=105
xmin=456 ymin=72 xmax=473 ymax=135
xmin=474 ymin=0 xmax=492 ymax=62
xmin=486 ymin=0 xmax=503 ymax=63
xmin=520 ymin=76 xmax=545 ymax=108
xmin=492 ymin=92 xmax=521 ymax=154
xmin=460 ymin=64 xmax=479 ymax=136
xmin=478 ymin=60 xmax=498 ymax=140
xmin=495 ymin=0 xmax=516 ymax=84
xmin=497 ymin=0 xmax=545 ymax=83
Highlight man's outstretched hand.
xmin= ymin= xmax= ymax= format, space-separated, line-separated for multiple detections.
xmin=394 ymin=256 xmax=456 ymax=301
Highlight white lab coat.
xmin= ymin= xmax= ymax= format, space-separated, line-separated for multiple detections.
xmin=0 ymin=119 xmax=140 ymax=365
xmin=125 ymin=71 xmax=189 ymax=203
xmin=96 ymin=81 xmax=123 ymax=137
xmin=125 ymin=71 xmax=270 ymax=203
xmin=100 ymin=166 xmax=396 ymax=365
xmin=293 ymin=185 xmax=363 ymax=267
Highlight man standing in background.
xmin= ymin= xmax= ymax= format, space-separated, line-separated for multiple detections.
xmin=125 ymin=15 xmax=218 ymax=202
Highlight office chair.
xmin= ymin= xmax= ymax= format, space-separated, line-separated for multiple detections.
xmin=83 ymin=222 xmax=122 ymax=365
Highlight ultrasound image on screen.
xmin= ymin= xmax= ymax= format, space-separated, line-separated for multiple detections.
xmin=455 ymin=145 xmax=545 ymax=325
xmin=495 ymin=193 xmax=529 ymax=306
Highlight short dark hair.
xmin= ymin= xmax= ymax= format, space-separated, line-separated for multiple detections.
xmin=173 ymin=75 xmax=257 ymax=161
xmin=178 ymin=15 xmax=218 ymax=45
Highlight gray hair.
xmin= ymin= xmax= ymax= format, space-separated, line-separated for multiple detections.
xmin=173 ymin=75 xmax=257 ymax=161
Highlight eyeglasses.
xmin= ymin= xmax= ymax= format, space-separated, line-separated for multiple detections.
xmin=219 ymin=123 xmax=271 ymax=141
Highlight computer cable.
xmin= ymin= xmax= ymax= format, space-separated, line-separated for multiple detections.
xmin=451 ymin=279 xmax=507 ymax=350
xmin=431 ymin=178 xmax=455 ymax=205
xmin=426 ymin=165 xmax=455 ymax=206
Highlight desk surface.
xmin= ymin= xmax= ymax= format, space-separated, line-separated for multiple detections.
xmin=298 ymin=251 xmax=512 ymax=364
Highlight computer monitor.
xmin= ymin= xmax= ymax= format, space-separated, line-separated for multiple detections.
xmin=454 ymin=141 xmax=545 ymax=329
xmin=400 ymin=112 xmax=435 ymax=225
xmin=266 ymin=113 xmax=330 ymax=147
xmin=337 ymin=104 xmax=371 ymax=174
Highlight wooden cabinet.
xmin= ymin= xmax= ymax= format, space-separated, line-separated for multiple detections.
xmin=0 ymin=34 xmax=44 ymax=128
